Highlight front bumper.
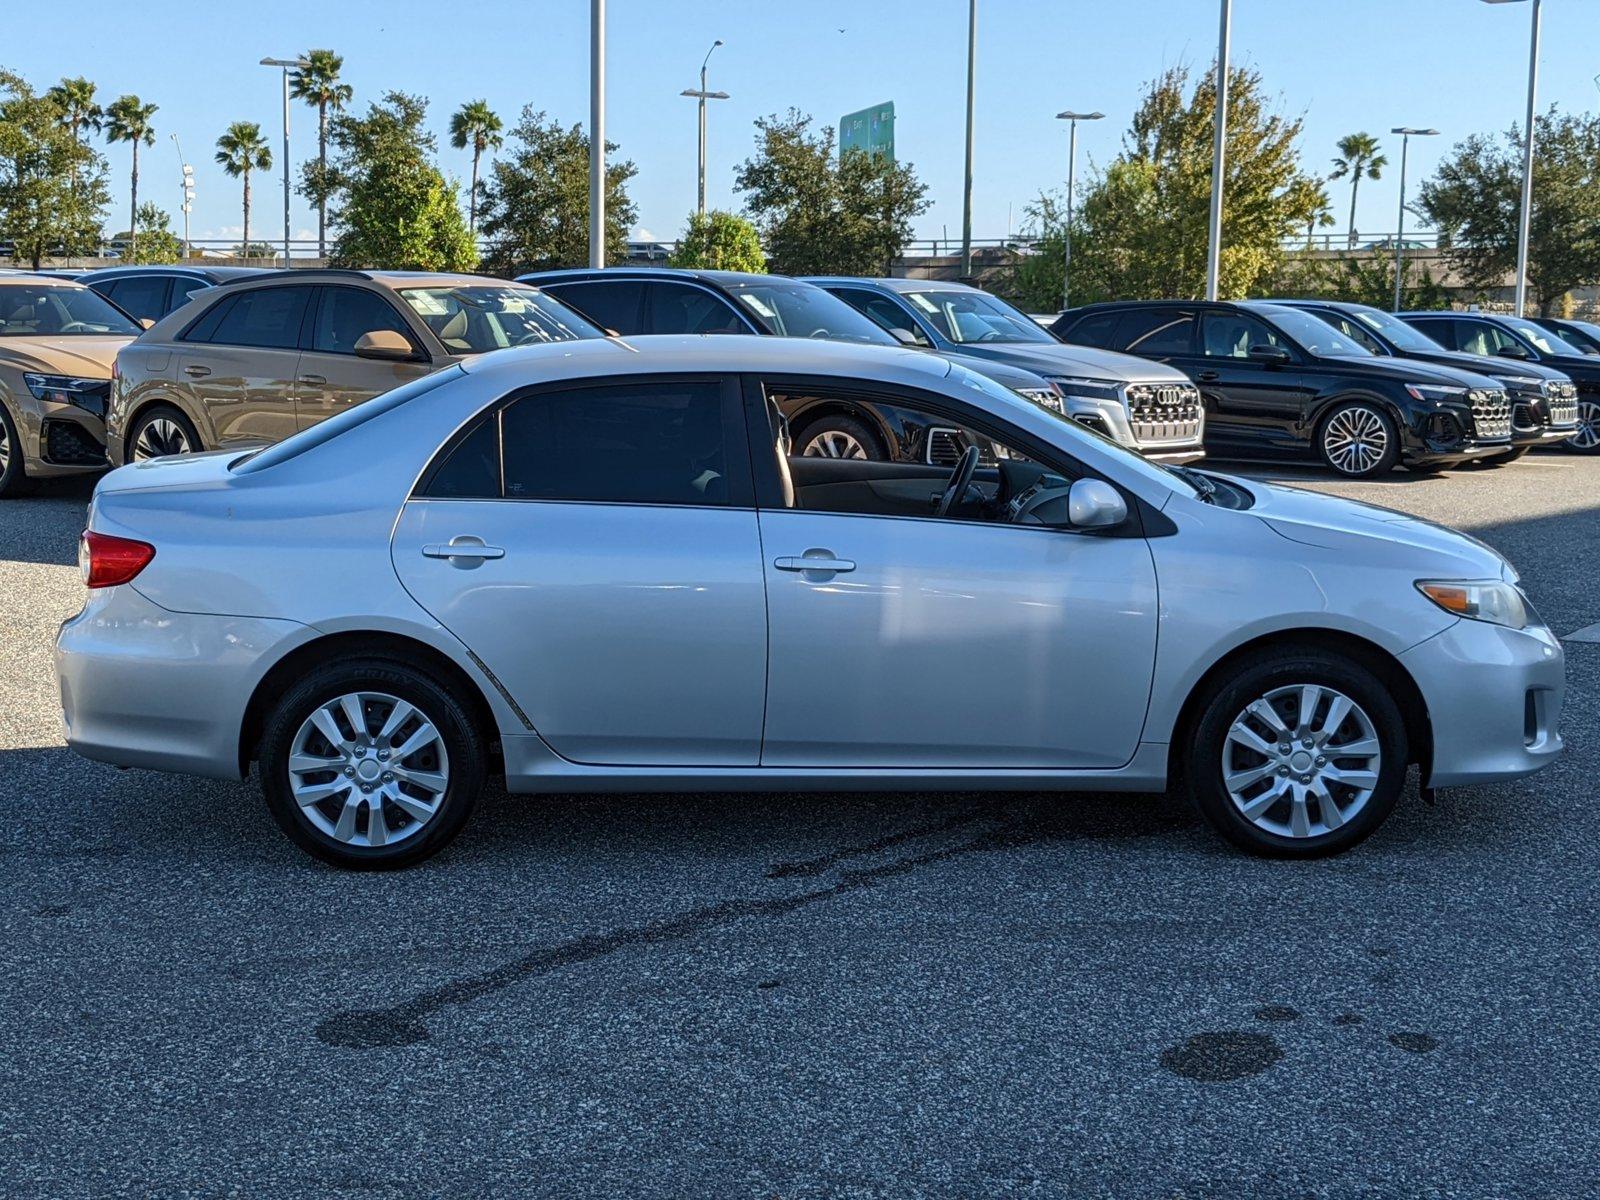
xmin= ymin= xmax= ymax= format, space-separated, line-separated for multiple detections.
xmin=1400 ymin=617 xmax=1564 ymax=788
xmin=57 ymin=583 xmax=309 ymax=780
xmin=1060 ymin=394 xmax=1206 ymax=463
xmin=12 ymin=395 xmax=109 ymax=478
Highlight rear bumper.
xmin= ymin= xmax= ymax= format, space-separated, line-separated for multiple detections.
xmin=56 ymin=584 xmax=308 ymax=780
xmin=1401 ymin=617 xmax=1565 ymax=788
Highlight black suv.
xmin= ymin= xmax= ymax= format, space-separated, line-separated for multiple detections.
xmin=1531 ymin=317 xmax=1600 ymax=355
xmin=1397 ymin=311 xmax=1600 ymax=454
xmin=522 ymin=268 xmax=1064 ymax=464
xmin=81 ymin=265 xmax=274 ymax=327
xmin=1052 ymin=300 xmax=1513 ymax=477
xmin=1271 ymin=299 xmax=1577 ymax=462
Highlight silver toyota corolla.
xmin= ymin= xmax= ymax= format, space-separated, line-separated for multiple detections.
xmin=57 ymin=336 xmax=1564 ymax=868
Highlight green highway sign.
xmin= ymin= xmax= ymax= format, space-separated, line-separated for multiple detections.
xmin=840 ymin=101 xmax=895 ymax=161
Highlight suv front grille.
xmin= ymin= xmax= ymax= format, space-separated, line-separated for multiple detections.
xmin=1469 ymin=388 xmax=1512 ymax=441
xmin=1125 ymin=382 xmax=1203 ymax=445
xmin=1546 ymin=381 xmax=1579 ymax=429
xmin=42 ymin=419 xmax=108 ymax=467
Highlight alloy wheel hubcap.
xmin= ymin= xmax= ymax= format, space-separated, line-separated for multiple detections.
xmin=802 ymin=430 xmax=868 ymax=459
xmin=1323 ymin=408 xmax=1388 ymax=475
xmin=1570 ymin=401 xmax=1600 ymax=450
xmin=0 ymin=419 xmax=10 ymax=474
xmin=133 ymin=418 xmax=192 ymax=461
xmin=287 ymin=691 xmax=449 ymax=849
xmin=1222 ymin=683 xmax=1382 ymax=840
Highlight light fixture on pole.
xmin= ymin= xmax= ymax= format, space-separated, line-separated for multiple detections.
xmin=1204 ymin=0 xmax=1232 ymax=301
xmin=590 ymin=0 xmax=606 ymax=268
xmin=680 ymin=40 xmax=728 ymax=215
xmin=960 ymin=0 xmax=976 ymax=280
xmin=1390 ymin=127 xmax=1438 ymax=311
xmin=1481 ymin=0 xmax=1541 ymax=316
xmin=260 ymin=57 xmax=310 ymax=265
xmin=171 ymin=132 xmax=193 ymax=261
xmin=1054 ymin=110 xmax=1103 ymax=312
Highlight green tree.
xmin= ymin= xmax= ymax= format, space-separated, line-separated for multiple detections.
xmin=323 ymin=92 xmax=477 ymax=271
xmin=104 ymin=94 xmax=156 ymax=258
xmin=734 ymin=109 xmax=929 ymax=275
xmin=46 ymin=76 xmax=102 ymax=151
xmin=0 ymin=69 xmax=109 ymax=266
xmin=1304 ymin=179 xmax=1335 ymax=249
xmin=1274 ymin=249 xmax=1447 ymax=310
xmin=1417 ymin=107 xmax=1600 ymax=315
xmin=214 ymin=121 xmax=272 ymax=261
xmin=449 ymin=99 xmax=502 ymax=237
xmin=110 ymin=202 xmax=182 ymax=264
xmin=669 ymin=209 xmax=765 ymax=272
xmin=289 ymin=49 xmax=352 ymax=258
xmin=1329 ymin=133 xmax=1386 ymax=249
xmin=479 ymin=106 xmax=635 ymax=274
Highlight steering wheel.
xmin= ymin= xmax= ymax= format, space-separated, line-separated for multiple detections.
xmin=934 ymin=445 xmax=981 ymax=518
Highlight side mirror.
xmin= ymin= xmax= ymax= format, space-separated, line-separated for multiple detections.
xmin=1067 ymin=478 xmax=1128 ymax=530
xmin=1495 ymin=344 xmax=1532 ymax=360
xmin=353 ymin=329 xmax=417 ymax=361
xmin=138 ymin=317 xmax=155 ymax=330
xmin=1247 ymin=343 xmax=1292 ymax=365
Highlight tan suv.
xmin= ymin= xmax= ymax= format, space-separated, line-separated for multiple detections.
xmin=109 ymin=269 xmax=602 ymax=465
xmin=0 ymin=272 xmax=143 ymax=497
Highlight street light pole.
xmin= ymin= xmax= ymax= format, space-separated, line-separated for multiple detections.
xmin=1390 ymin=127 xmax=1438 ymax=311
xmin=260 ymin=57 xmax=310 ymax=265
xmin=589 ymin=0 xmax=606 ymax=268
xmin=171 ymin=133 xmax=193 ymax=260
xmin=960 ymin=0 xmax=976 ymax=280
xmin=1482 ymin=0 xmax=1541 ymax=315
xmin=1054 ymin=110 xmax=1103 ymax=312
xmin=679 ymin=40 xmax=728 ymax=215
xmin=1204 ymin=0 xmax=1232 ymax=301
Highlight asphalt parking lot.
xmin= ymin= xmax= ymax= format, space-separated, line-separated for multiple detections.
xmin=2 ymin=456 xmax=1597 ymax=1199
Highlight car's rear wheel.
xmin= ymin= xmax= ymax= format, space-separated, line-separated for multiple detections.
xmin=1318 ymin=402 xmax=1399 ymax=478
xmin=0 ymin=403 xmax=36 ymax=498
xmin=1186 ymin=647 xmax=1409 ymax=858
xmin=795 ymin=414 xmax=885 ymax=461
xmin=128 ymin=405 xmax=201 ymax=462
xmin=1564 ymin=399 xmax=1600 ymax=454
xmin=259 ymin=658 xmax=486 ymax=869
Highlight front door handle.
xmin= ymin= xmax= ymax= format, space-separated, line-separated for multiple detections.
xmin=183 ymin=365 xmax=211 ymax=378
xmin=1196 ymin=370 xmax=1220 ymax=382
xmin=298 ymin=373 xmax=327 ymax=386
xmin=775 ymin=550 xmax=856 ymax=574
xmin=421 ymin=536 xmax=505 ymax=569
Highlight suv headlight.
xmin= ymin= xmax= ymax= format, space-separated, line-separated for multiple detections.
xmin=1015 ymin=385 xmax=1064 ymax=413
xmin=24 ymin=373 xmax=107 ymax=412
xmin=1416 ymin=579 xmax=1529 ymax=629
xmin=1050 ymin=376 xmax=1124 ymax=403
xmin=1405 ymin=383 xmax=1468 ymax=402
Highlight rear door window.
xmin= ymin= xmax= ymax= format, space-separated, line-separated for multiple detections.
xmin=1116 ymin=308 xmax=1197 ymax=356
xmin=183 ymin=285 xmax=313 ymax=348
xmin=1060 ymin=311 xmax=1119 ymax=348
xmin=103 ymin=275 xmax=172 ymax=324
xmin=543 ymin=280 xmax=645 ymax=335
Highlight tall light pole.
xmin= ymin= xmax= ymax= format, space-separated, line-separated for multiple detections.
xmin=1390 ymin=127 xmax=1438 ymax=311
xmin=960 ymin=0 xmax=976 ymax=279
xmin=260 ymin=57 xmax=310 ymax=265
xmin=1482 ymin=0 xmax=1541 ymax=315
xmin=1204 ymin=0 xmax=1232 ymax=300
xmin=171 ymin=133 xmax=193 ymax=260
xmin=680 ymin=40 xmax=728 ymax=215
xmin=590 ymin=0 xmax=606 ymax=268
xmin=1054 ymin=110 xmax=1103 ymax=312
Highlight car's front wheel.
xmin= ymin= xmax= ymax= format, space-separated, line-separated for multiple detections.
xmin=128 ymin=405 xmax=201 ymax=462
xmin=0 ymin=403 xmax=36 ymax=498
xmin=1186 ymin=646 xmax=1409 ymax=858
xmin=1318 ymin=402 xmax=1400 ymax=478
xmin=259 ymin=657 xmax=486 ymax=869
xmin=1565 ymin=399 xmax=1600 ymax=454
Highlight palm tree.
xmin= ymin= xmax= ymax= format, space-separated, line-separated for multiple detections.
xmin=289 ymin=50 xmax=352 ymax=259
xmin=1305 ymin=182 xmax=1335 ymax=250
xmin=1329 ymin=133 xmax=1387 ymax=250
xmin=215 ymin=122 xmax=273 ymax=262
xmin=105 ymin=95 xmax=158 ymax=257
xmin=449 ymin=99 xmax=503 ymax=238
xmin=47 ymin=77 xmax=103 ymax=146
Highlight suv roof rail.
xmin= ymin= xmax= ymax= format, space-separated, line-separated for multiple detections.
xmin=214 ymin=267 xmax=373 ymax=286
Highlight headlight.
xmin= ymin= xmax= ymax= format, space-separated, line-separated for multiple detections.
xmin=1050 ymin=376 xmax=1124 ymax=402
xmin=1415 ymin=579 xmax=1529 ymax=629
xmin=23 ymin=373 xmax=107 ymax=414
xmin=1015 ymin=386 xmax=1064 ymax=413
xmin=1405 ymin=383 xmax=1468 ymax=402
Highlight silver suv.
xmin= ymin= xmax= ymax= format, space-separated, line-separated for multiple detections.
xmin=807 ymin=277 xmax=1205 ymax=461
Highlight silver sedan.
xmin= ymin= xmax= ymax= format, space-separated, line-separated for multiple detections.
xmin=57 ymin=336 xmax=1564 ymax=867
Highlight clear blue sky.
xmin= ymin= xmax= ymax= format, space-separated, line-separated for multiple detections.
xmin=8 ymin=0 xmax=1598 ymax=248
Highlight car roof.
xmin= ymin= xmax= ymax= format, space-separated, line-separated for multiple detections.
xmin=80 ymin=264 xmax=274 ymax=282
xmin=800 ymin=277 xmax=980 ymax=295
xmin=520 ymin=267 xmax=780 ymax=288
xmin=0 ymin=272 xmax=91 ymax=288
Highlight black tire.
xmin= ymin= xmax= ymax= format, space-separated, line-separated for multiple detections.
xmin=1185 ymin=646 xmax=1409 ymax=859
xmin=127 ymin=404 xmax=202 ymax=462
xmin=1317 ymin=401 xmax=1400 ymax=478
xmin=258 ymin=657 xmax=486 ymax=869
xmin=793 ymin=413 xmax=886 ymax=461
xmin=0 ymin=403 xmax=36 ymax=498
xmin=1563 ymin=398 xmax=1600 ymax=455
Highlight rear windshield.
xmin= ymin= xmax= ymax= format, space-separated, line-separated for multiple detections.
xmin=0 ymin=284 xmax=140 ymax=336
xmin=398 ymin=286 xmax=601 ymax=353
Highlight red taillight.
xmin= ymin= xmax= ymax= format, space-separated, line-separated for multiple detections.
xmin=80 ymin=530 xmax=155 ymax=588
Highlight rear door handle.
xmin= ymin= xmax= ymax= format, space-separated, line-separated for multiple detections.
xmin=422 ymin=536 xmax=505 ymax=569
xmin=183 ymin=365 xmax=211 ymax=378
xmin=1196 ymin=370 xmax=1220 ymax=382
xmin=775 ymin=552 xmax=856 ymax=574
xmin=298 ymin=373 xmax=327 ymax=386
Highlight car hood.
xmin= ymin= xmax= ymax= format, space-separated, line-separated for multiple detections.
xmin=947 ymin=342 xmax=1190 ymax=384
xmin=0 ymin=335 xmax=131 ymax=378
xmin=1534 ymin=353 xmax=1600 ymax=379
xmin=1403 ymin=348 xmax=1568 ymax=385
xmin=938 ymin=352 xmax=1052 ymax=391
xmin=1324 ymin=353 xmax=1502 ymax=390
xmin=1234 ymin=475 xmax=1511 ymax=580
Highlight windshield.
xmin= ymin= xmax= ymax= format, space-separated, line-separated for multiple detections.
xmin=1263 ymin=307 xmax=1371 ymax=357
xmin=1500 ymin=316 xmax=1581 ymax=357
xmin=1349 ymin=306 xmax=1443 ymax=353
xmin=728 ymin=282 xmax=896 ymax=344
xmin=399 ymin=286 xmax=601 ymax=354
xmin=0 ymin=284 xmax=140 ymax=337
xmin=904 ymin=289 xmax=1059 ymax=344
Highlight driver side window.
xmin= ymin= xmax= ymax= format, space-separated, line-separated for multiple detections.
xmin=1200 ymin=312 xmax=1283 ymax=359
